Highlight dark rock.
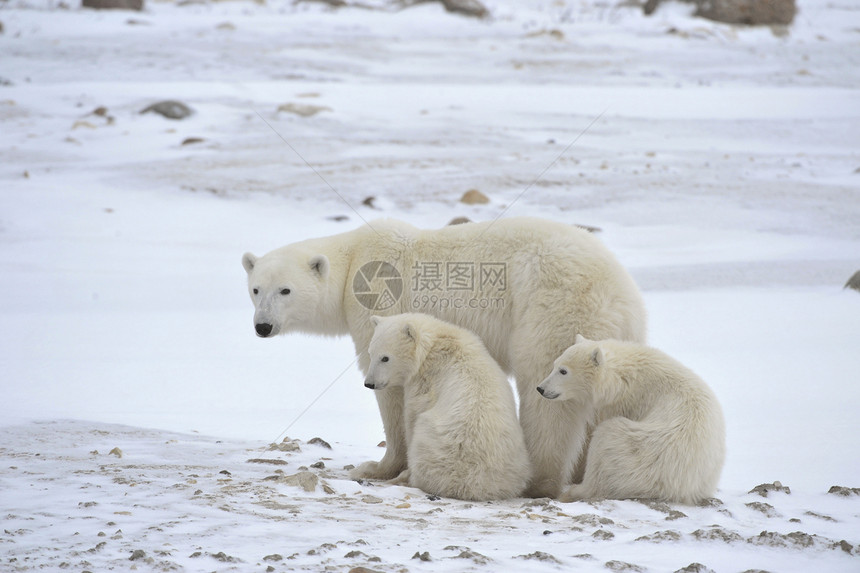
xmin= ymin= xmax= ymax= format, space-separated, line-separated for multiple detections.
xmin=447 ymin=216 xmax=472 ymax=225
xmin=749 ymin=481 xmax=790 ymax=497
xmin=140 ymin=100 xmax=193 ymax=120
xmin=695 ymin=0 xmax=796 ymax=26
xmin=674 ymin=564 xmax=715 ymax=573
xmin=516 ymin=551 xmax=561 ymax=564
xmin=310 ymin=461 xmax=325 ymax=469
xmin=411 ymin=551 xmax=431 ymax=561
xmin=246 ymin=458 xmax=288 ymax=465
xmin=843 ymin=272 xmax=860 ymax=293
xmin=645 ymin=0 xmax=795 ymax=26
xmin=129 ymin=550 xmax=146 ymax=561
xmin=692 ymin=526 xmax=743 ymax=543
xmin=606 ymin=560 xmax=645 ymax=572
xmin=181 ymin=137 xmax=204 ymax=146
xmin=747 ymin=530 xmax=818 ymax=549
xmin=636 ymin=530 xmax=682 ymax=543
xmin=745 ymin=501 xmax=781 ymax=518
xmin=263 ymin=554 xmax=283 ymax=561
xmin=441 ymin=0 xmax=487 ymax=18
xmin=83 ymin=0 xmax=143 ymax=10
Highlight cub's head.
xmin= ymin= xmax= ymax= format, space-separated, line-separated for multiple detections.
xmin=536 ymin=334 xmax=604 ymax=402
xmin=364 ymin=315 xmax=429 ymax=391
xmin=242 ymin=250 xmax=330 ymax=338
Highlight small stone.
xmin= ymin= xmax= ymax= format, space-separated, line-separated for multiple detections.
xmin=263 ymin=554 xmax=283 ymax=562
xmin=516 ymin=551 xmax=561 ymax=563
xmin=592 ymin=529 xmax=614 ymax=540
xmin=181 ymin=137 xmax=204 ymax=145
xmin=361 ymin=495 xmax=383 ymax=504
xmin=211 ymin=551 xmax=238 ymax=562
xmin=749 ymin=481 xmax=790 ymax=497
xmin=411 ymin=551 xmax=431 ymax=561
xmin=129 ymin=549 xmax=146 ymax=561
xmin=140 ymin=100 xmax=193 ymax=120
xmin=310 ymin=461 xmax=325 ymax=469
xmin=395 ymin=502 xmax=411 ymax=509
xmin=636 ymin=530 xmax=682 ymax=543
xmin=440 ymin=0 xmax=487 ymax=18
xmin=674 ymin=564 xmax=716 ymax=573
xmin=605 ymin=560 xmax=645 ymax=572
xmin=460 ymin=189 xmax=490 ymax=205
xmin=692 ymin=526 xmax=743 ymax=544
xmin=82 ymin=0 xmax=143 ymax=10
xmin=108 ymin=447 xmax=123 ymax=458
xmin=282 ymin=471 xmax=318 ymax=492
xmin=277 ymin=102 xmax=331 ymax=117
xmin=308 ymin=437 xmax=332 ymax=449
xmin=746 ymin=501 xmax=781 ymax=518
xmin=377 ymin=441 xmax=386 ymax=448
xmin=219 ymin=470 xmax=231 ymax=476
xmin=844 ymin=272 xmax=860 ymax=293
xmin=322 ymin=483 xmax=336 ymax=495
xmin=328 ymin=215 xmax=350 ymax=222
xmin=247 ymin=458 xmax=288 ymax=466
xmin=447 ymin=216 xmax=472 ymax=225
xmin=362 ymin=196 xmax=377 ymax=209
xmin=92 ymin=107 xmax=108 ymax=117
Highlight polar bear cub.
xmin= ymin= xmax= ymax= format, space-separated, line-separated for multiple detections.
xmin=364 ymin=313 xmax=531 ymax=501
xmin=537 ymin=335 xmax=725 ymax=504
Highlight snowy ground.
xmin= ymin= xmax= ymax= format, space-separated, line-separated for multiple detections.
xmin=1 ymin=0 xmax=859 ymax=571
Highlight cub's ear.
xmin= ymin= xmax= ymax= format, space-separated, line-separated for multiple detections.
xmin=242 ymin=253 xmax=257 ymax=274
xmin=575 ymin=334 xmax=587 ymax=344
xmin=369 ymin=315 xmax=381 ymax=327
xmin=591 ymin=347 xmax=604 ymax=367
xmin=402 ymin=322 xmax=416 ymax=341
xmin=309 ymin=254 xmax=329 ymax=278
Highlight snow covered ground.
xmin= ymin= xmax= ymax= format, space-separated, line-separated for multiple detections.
xmin=1 ymin=0 xmax=859 ymax=571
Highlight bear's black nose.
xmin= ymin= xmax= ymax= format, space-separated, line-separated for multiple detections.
xmin=536 ymin=386 xmax=545 ymax=395
xmin=255 ymin=323 xmax=273 ymax=337
xmin=364 ymin=380 xmax=376 ymax=389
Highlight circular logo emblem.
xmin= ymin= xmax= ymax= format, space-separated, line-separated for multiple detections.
xmin=352 ymin=261 xmax=403 ymax=311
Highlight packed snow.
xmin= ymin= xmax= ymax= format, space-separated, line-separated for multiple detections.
xmin=1 ymin=0 xmax=859 ymax=571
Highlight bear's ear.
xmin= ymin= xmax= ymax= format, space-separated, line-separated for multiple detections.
xmin=309 ymin=254 xmax=329 ymax=278
xmin=369 ymin=315 xmax=381 ymax=327
xmin=402 ymin=322 xmax=416 ymax=341
xmin=575 ymin=333 xmax=587 ymax=344
xmin=591 ymin=346 xmax=604 ymax=367
xmin=242 ymin=253 xmax=257 ymax=274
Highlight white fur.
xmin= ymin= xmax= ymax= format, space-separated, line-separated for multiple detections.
xmin=537 ymin=335 xmax=726 ymax=504
xmin=242 ymin=217 xmax=646 ymax=497
xmin=364 ymin=313 xmax=530 ymax=501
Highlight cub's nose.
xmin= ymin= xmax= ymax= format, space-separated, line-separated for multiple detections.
xmin=255 ymin=323 xmax=273 ymax=337
xmin=536 ymin=386 xmax=546 ymax=396
xmin=364 ymin=380 xmax=376 ymax=389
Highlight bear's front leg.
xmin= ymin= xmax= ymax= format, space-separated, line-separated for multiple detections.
xmin=349 ymin=386 xmax=408 ymax=480
xmin=519 ymin=389 xmax=590 ymax=499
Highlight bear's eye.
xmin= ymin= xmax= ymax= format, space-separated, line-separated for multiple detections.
xmin=381 ymin=356 xmax=389 ymax=363
xmin=559 ymin=368 xmax=568 ymax=375
xmin=253 ymin=288 xmax=259 ymax=295
xmin=280 ymin=288 xmax=291 ymax=295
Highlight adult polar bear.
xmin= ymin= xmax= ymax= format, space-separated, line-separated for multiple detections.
xmin=242 ymin=217 xmax=646 ymax=498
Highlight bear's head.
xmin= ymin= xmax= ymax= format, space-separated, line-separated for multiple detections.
xmin=242 ymin=250 xmax=330 ymax=338
xmin=536 ymin=334 xmax=604 ymax=402
xmin=364 ymin=314 xmax=430 ymax=391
